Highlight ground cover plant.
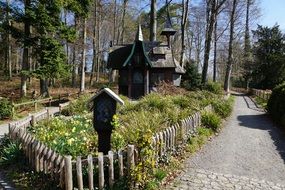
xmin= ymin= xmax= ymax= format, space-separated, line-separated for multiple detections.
xmin=23 ymin=84 xmax=235 ymax=189
xmin=29 ymin=89 xmax=221 ymax=157
xmin=253 ymin=96 xmax=268 ymax=109
xmin=0 ymin=98 xmax=13 ymax=119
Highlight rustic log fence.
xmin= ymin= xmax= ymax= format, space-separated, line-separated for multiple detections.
xmin=10 ymin=90 xmax=98 ymax=118
xmin=8 ymin=103 xmax=212 ymax=190
xmin=251 ymin=88 xmax=272 ymax=101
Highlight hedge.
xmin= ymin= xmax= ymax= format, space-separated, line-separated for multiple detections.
xmin=267 ymin=82 xmax=285 ymax=128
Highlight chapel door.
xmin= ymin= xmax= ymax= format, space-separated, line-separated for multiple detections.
xmin=132 ymin=69 xmax=144 ymax=99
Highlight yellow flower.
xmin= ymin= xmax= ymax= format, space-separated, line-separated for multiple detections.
xmin=72 ymin=127 xmax=76 ymax=133
xmin=67 ymin=138 xmax=74 ymax=145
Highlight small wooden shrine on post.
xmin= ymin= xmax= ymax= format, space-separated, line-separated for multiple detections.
xmin=89 ymin=88 xmax=124 ymax=154
xmin=107 ymin=20 xmax=185 ymax=99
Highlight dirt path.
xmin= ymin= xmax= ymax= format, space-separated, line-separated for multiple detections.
xmin=166 ymin=95 xmax=285 ymax=190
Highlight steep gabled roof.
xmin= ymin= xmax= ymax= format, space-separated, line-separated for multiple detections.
xmin=121 ymin=41 xmax=152 ymax=67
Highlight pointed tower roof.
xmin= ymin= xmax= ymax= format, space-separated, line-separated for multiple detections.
xmin=135 ymin=23 xmax=144 ymax=41
xmin=160 ymin=9 xmax=176 ymax=36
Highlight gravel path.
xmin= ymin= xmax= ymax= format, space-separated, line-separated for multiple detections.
xmin=0 ymin=107 xmax=59 ymax=137
xmin=166 ymin=95 xmax=285 ymax=189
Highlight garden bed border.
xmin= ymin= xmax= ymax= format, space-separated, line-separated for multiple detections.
xmin=8 ymin=104 xmax=212 ymax=190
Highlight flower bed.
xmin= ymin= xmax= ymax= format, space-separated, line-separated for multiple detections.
xmin=28 ymin=90 xmax=222 ymax=157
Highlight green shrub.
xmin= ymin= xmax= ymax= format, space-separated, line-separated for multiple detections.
xmin=254 ymin=96 xmax=267 ymax=109
xmin=201 ymin=112 xmax=221 ymax=131
xmin=204 ymin=82 xmax=223 ymax=95
xmin=187 ymin=127 xmax=213 ymax=153
xmin=212 ymin=96 xmax=234 ymax=118
xmin=181 ymin=62 xmax=202 ymax=90
xmin=0 ymin=98 xmax=13 ymax=119
xmin=0 ymin=136 xmax=24 ymax=166
xmin=267 ymin=82 xmax=285 ymax=128
xmin=61 ymin=94 xmax=92 ymax=116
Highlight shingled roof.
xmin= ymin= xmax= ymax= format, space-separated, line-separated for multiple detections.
xmin=107 ymin=23 xmax=185 ymax=73
xmin=107 ymin=42 xmax=185 ymax=73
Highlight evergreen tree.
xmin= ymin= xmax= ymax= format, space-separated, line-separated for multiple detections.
xmin=181 ymin=61 xmax=201 ymax=90
xmin=251 ymin=25 xmax=285 ymax=89
xmin=3 ymin=0 xmax=90 ymax=96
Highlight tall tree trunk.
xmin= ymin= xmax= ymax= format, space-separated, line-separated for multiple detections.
xmin=72 ymin=17 xmax=78 ymax=87
xmin=201 ymin=0 xmax=216 ymax=84
xmin=112 ymin=0 xmax=117 ymax=44
xmin=187 ymin=29 xmax=193 ymax=61
xmin=244 ymin=0 xmax=251 ymax=86
xmin=21 ymin=0 xmax=31 ymax=97
xmin=80 ymin=18 xmax=87 ymax=92
xmin=89 ymin=0 xmax=97 ymax=86
xmin=120 ymin=0 xmax=128 ymax=44
xmin=201 ymin=0 xmax=226 ymax=84
xmin=224 ymin=0 xmax=237 ymax=92
xmin=65 ymin=10 xmax=69 ymax=65
xmin=40 ymin=79 xmax=49 ymax=97
xmin=96 ymin=2 xmax=101 ymax=82
xmin=179 ymin=0 xmax=190 ymax=67
xmin=6 ymin=0 xmax=12 ymax=80
xmin=150 ymin=0 xmax=157 ymax=41
xmin=213 ymin=19 xmax=217 ymax=82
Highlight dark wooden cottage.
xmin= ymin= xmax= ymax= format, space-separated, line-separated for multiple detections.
xmin=107 ymin=24 xmax=185 ymax=99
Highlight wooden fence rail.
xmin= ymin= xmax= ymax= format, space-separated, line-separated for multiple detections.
xmin=10 ymin=90 xmax=98 ymax=117
xmin=8 ymin=102 xmax=212 ymax=190
xmin=251 ymin=88 xmax=272 ymax=101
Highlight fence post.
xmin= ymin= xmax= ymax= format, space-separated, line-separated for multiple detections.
xmin=98 ymin=152 xmax=104 ymax=190
xmin=31 ymin=115 xmax=36 ymax=126
xmin=65 ymin=156 xmax=73 ymax=190
xmin=34 ymin=100 xmax=37 ymax=111
xmin=46 ymin=108 xmax=50 ymax=120
xmin=76 ymin=157 xmax=83 ymax=190
xmin=127 ymin=145 xmax=135 ymax=189
xmin=127 ymin=145 xmax=135 ymax=175
xmin=108 ymin=151 xmax=114 ymax=188
xmin=49 ymin=98 xmax=52 ymax=107
xmin=87 ymin=154 xmax=94 ymax=190
xmin=35 ymin=141 xmax=40 ymax=172
xmin=11 ymin=103 xmax=15 ymax=118
xmin=118 ymin=150 xmax=124 ymax=178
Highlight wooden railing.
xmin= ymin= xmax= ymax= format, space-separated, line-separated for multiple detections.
xmin=11 ymin=90 xmax=98 ymax=117
xmin=8 ymin=103 xmax=212 ymax=190
xmin=251 ymin=88 xmax=272 ymax=101
xmin=231 ymin=87 xmax=249 ymax=94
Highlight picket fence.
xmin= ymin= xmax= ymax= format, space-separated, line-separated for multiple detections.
xmin=8 ymin=105 xmax=212 ymax=190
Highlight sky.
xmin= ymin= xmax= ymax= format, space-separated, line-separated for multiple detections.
xmin=259 ymin=0 xmax=285 ymax=31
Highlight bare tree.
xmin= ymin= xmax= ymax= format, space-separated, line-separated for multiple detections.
xmin=6 ymin=0 xmax=12 ymax=80
xmin=179 ymin=0 xmax=190 ymax=67
xmin=21 ymin=0 xmax=31 ymax=97
xmin=243 ymin=0 xmax=252 ymax=88
xmin=201 ymin=0 xmax=226 ymax=84
xmin=190 ymin=4 xmax=206 ymax=68
xmin=150 ymin=0 xmax=157 ymax=41
xmin=96 ymin=1 xmax=101 ymax=82
xmin=113 ymin=0 xmax=117 ymax=44
xmin=80 ymin=17 xmax=87 ymax=92
xmin=224 ymin=0 xmax=238 ymax=92
xmin=72 ymin=17 xmax=79 ymax=88
xmin=120 ymin=0 xmax=128 ymax=44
